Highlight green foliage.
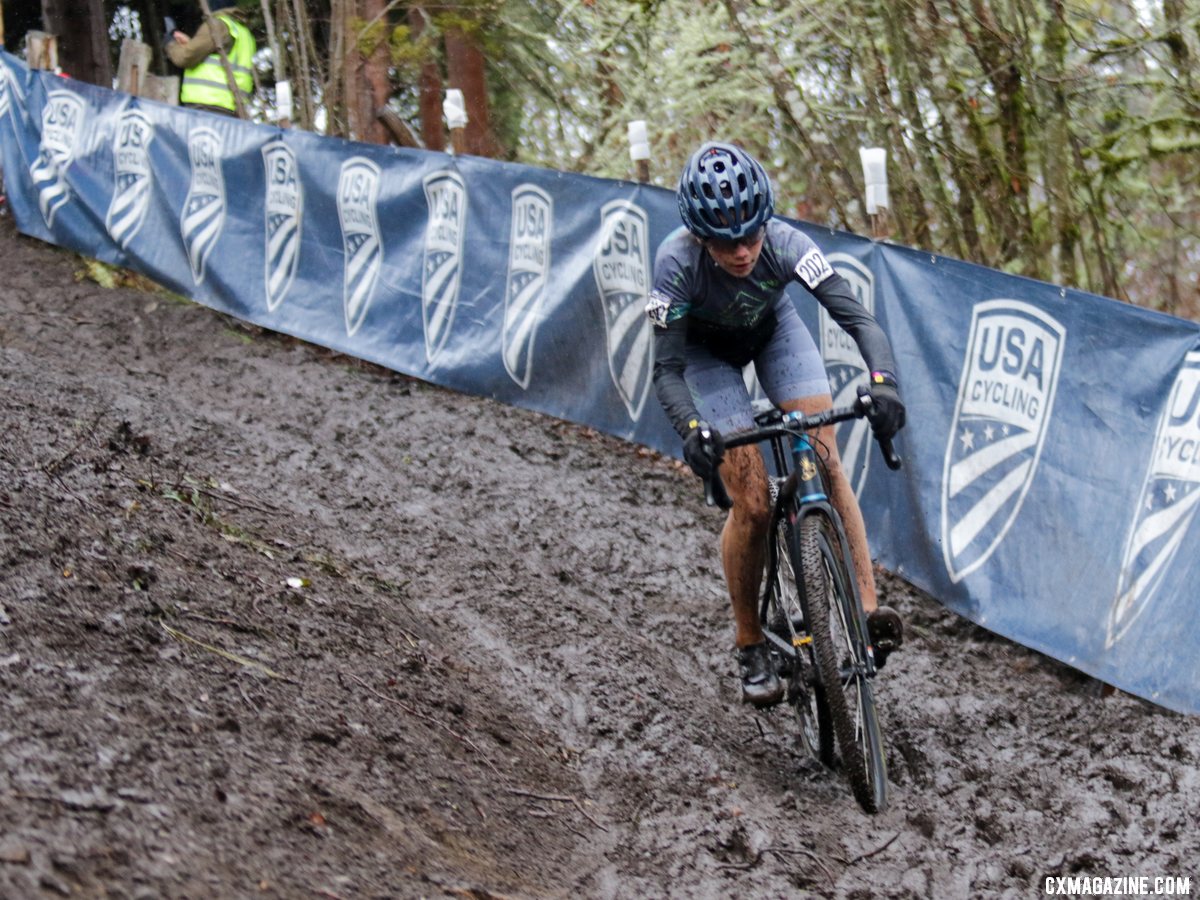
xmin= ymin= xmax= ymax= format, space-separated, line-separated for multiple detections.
xmin=386 ymin=24 xmax=426 ymax=68
xmin=499 ymin=1 xmax=766 ymax=181
xmin=351 ymin=16 xmax=389 ymax=60
xmin=486 ymin=0 xmax=1197 ymax=313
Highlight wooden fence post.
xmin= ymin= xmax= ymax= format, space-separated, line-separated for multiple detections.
xmin=25 ymin=31 xmax=59 ymax=72
xmin=117 ymin=39 xmax=151 ymax=94
xmin=115 ymin=39 xmax=179 ymax=105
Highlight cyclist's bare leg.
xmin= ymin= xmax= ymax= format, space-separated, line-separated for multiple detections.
xmin=717 ymin=444 xmax=771 ymax=647
xmin=780 ymin=394 xmax=879 ymax=613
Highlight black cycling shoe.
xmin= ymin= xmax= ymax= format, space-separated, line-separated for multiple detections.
xmin=867 ymin=606 xmax=904 ymax=669
xmin=738 ymin=641 xmax=784 ymax=707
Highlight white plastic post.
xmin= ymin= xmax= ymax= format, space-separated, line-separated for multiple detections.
xmin=859 ymin=147 xmax=889 ymax=214
xmin=275 ymin=80 xmax=293 ymax=124
xmin=628 ymin=120 xmax=650 ymax=161
xmin=444 ymin=89 xmax=467 ymax=129
xmin=628 ymin=119 xmax=650 ymax=182
xmin=444 ymin=89 xmax=467 ymax=154
xmin=859 ymin=147 xmax=890 ymax=238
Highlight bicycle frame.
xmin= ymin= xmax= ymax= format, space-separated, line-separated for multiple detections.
xmin=756 ymin=413 xmax=876 ymax=679
xmin=704 ymin=395 xmax=899 ymax=812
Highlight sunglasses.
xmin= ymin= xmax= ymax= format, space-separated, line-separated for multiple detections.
xmin=705 ymin=227 xmax=765 ymax=253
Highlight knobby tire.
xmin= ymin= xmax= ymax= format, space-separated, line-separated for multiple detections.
xmin=770 ymin=519 xmax=833 ymax=765
xmin=797 ymin=513 xmax=888 ymax=814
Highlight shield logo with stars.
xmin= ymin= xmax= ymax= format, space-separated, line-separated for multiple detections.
xmin=0 ymin=62 xmax=15 ymax=120
xmin=1107 ymin=352 xmax=1200 ymax=647
xmin=180 ymin=126 xmax=225 ymax=284
xmin=105 ymin=107 xmax=154 ymax=249
xmin=262 ymin=140 xmax=302 ymax=312
xmin=940 ymin=300 xmax=1065 ymax=583
xmin=593 ymin=200 xmax=653 ymax=421
xmin=421 ymin=171 xmax=467 ymax=363
xmin=338 ymin=157 xmax=382 ymax=337
xmin=31 ymin=89 xmax=84 ymax=229
xmin=820 ymin=254 xmax=875 ymax=498
xmin=502 ymin=185 xmax=552 ymax=389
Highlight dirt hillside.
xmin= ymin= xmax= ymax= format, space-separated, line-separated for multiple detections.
xmin=1 ymin=214 xmax=1197 ymax=899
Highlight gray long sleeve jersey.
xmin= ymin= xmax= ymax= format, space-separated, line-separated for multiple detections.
xmin=646 ymin=220 xmax=899 ymax=438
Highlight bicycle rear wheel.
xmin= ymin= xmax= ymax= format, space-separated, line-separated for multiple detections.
xmin=768 ymin=518 xmax=833 ymax=765
xmin=797 ymin=512 xmax=888 ymax=814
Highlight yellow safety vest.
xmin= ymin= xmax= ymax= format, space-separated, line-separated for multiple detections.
xmin=180 ymin=14 xmax=254 ymax=112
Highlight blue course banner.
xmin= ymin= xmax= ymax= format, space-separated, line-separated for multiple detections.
xmin=2 ymin=52 xmax=1198 ymax=713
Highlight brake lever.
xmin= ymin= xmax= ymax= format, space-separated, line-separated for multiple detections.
xmin=878 ymin=435 xmax=903 ymax=470
xmin=703 ymin=471 xmax=733 ymax=510
xmin=856 ymin=386 xmax=902 ymax=469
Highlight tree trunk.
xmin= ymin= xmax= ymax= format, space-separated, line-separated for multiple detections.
xmin=444 ymin=22 xmax=500 ymax=157
xmin=285 ymin=0 xmax=319 ymax=131
xmin=346 ymin=0 xmax=391 ymax=144
xmin=128 ymin=0 xmax=169 ymax=75
xmin=409 ymin=6 xmax=444 ymax=151
xmin=326 ymin=0 xmax=348 ymax=137
xmin=41 ymin=0 xmax=111 ymax=86
xmin=1043 ymin=0 xmax=1080 ymax=287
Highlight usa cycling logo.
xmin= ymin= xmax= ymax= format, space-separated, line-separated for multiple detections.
xmin=338 ymin=157 xmax=382 ymax=336
xmin=593 ymin=200 xmax=653 ymax=420
xmin=105 ymin=107 xmax=154 ymax=249
xmin=181 ymin=127 xmax=226 ymax=284
xmin=0 ymin=61 xmax=30 ymax=128
xmin=503 ymin=185 xmax=552 ymax=389
xmin=1107 ymin=352 xmax=1200 ymax=648
xmin=421 ymin=171 xmax=467 ymax=363
xmin=0 ymin=63 xmax=15 ymax=121
xmin=941 ymin=300 xmax=1065 ymax=582
xmin=262 ymin=140 xmax=302 ymax=312
xmin=31 ymin=89 xmax=84 ymax=228
xmin=821 ymin=253 xmax=874 ymax=498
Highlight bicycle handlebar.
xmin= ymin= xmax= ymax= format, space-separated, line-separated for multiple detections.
xmin=702 ymin=392 xmax=902 ymax=510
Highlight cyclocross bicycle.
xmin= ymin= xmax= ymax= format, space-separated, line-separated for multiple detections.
xmin=704 ymin=390 xmax=901 ymax=814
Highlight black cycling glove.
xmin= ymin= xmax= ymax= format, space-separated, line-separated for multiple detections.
xmin=866 ymin=372 xmax=906 ymax=441
xmin=682 ymin=419 xmax=724 ymax=479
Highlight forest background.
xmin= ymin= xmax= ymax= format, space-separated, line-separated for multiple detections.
xmin=1 ymin=0 xmax=1198 ymax=317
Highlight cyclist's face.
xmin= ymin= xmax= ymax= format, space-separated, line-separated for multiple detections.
xmin=705 ymin=227 xmax=765 ymax=278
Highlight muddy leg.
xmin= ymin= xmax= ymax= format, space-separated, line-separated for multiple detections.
xmin=718 ymin=444 xmax=772 ymax=647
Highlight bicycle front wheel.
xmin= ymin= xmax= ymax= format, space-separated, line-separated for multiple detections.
xmin=797 ymin=512 xmax=888 ymax=814
xmin=769 ymin=519 xmax=833 ymax=765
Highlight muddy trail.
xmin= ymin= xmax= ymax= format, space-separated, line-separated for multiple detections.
xmin=1 ymin=216 xmax=1198 ymax=899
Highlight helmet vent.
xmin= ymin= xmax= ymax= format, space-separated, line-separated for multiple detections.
xmin=676 ymin=142 xmax=774 ymax=240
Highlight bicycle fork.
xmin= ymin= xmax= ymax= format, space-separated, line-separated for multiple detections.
xmin=786 ymin=425 xmax=879 ymax=681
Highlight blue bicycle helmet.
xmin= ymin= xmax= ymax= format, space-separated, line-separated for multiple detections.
xmin=677 ymin=142 xmax=774 ymax=240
